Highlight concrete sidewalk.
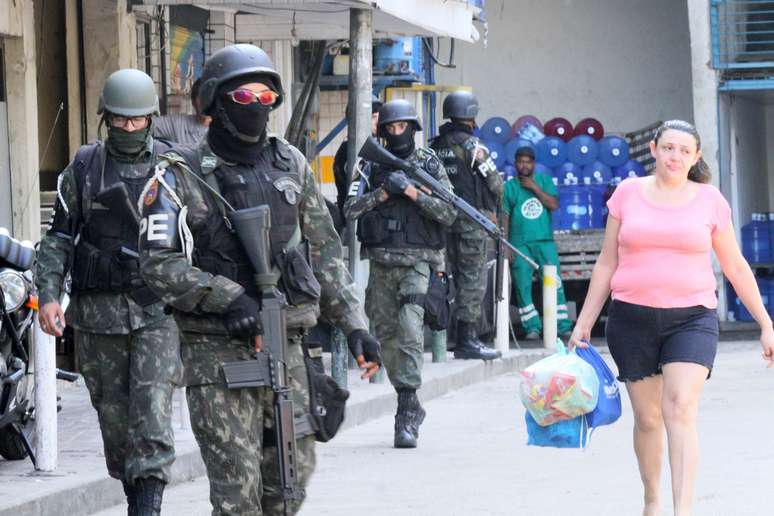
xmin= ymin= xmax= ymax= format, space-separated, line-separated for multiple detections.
xmin=0 ymin=348 xmax=548 ymax=516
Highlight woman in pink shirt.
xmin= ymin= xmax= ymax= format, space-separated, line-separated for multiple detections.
xmin=569 ymin=120 xmax=774 ymax=516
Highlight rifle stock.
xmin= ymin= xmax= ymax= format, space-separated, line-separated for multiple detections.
xmin=359 ymin=137 xmax=539 ymax=270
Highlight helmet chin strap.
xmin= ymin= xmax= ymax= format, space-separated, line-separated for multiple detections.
xmin=215 ymin=100 xmax=263 ymax=144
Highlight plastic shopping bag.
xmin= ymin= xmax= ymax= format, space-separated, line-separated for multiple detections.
xmin=575 ymin=342 xmax=622 ymax=429
xmin=525 ymin=411 xmax=588 ymax=449
xmin=519 ymin=340 xmax=599 ymax=427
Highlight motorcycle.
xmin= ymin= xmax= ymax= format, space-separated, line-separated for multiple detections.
xmin=0 ymin=228 xmax=77 ymax=466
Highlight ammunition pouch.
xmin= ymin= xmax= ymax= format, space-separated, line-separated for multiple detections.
xmin=302 ymin=338 xmax=349 ymax=442
xmin=71 ymin=242 xmax=159 ymax=306
xmin=423 ymin=270 xmax=451 ymax=331
xmin=274 ymin=241 xmax=321 ymax=307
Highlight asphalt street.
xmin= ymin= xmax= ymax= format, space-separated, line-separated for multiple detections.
xmin=93 ymin=342 xmax=773 ymax=516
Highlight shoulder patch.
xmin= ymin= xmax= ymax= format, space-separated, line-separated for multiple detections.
xmin=143 ymin=179 xmax=160 ymax=206
xmin=274 ymin=176 xmax=302 ymax=205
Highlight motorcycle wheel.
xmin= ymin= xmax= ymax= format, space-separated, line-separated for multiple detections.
xmin=0 ymin=426 xmax=29 ymax=460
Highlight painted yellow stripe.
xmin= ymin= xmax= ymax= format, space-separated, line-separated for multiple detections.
xmin=319 ymin=155 xmax=334 ymax=183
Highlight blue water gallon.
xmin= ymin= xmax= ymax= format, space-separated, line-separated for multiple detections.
xmin=581 ymin=161 xmax=612 ymax=185
xmin=554 ymin=161 xmax=582 ymax=186
xmin=737 ymin=276 xmax=770 ymax=321
xmin=481 ymin=117 xmax=512 ymax=144
xmin=598 ymin=136 xmax=630 ymax=167
xmin=612 ymin=159 xmax=646 ymax=185
xmin=536 ymin=136 xmax=567 ymax=168
xmin=558 ymin=185 xmax=591 ymax=230
xmin=567 ymin=135 xmax=599 ymax=166
xmin=741 ymin=213 xmax=772 ymax=264
xmin=766 ymin=276 xmax=774 ymax=317
xmin=483 ymin=140 xmax=506 ymax=170
xmin=505 ymin=138 xmax=534 ymax=165
xmin=374 ymin=37 xmax=423 ymax=75
xmin=588 ymin=185 xmax=606 ymax=229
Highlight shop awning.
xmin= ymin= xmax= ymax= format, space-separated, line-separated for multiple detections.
xmin=140 ymin=0 xmax=482 ymax=42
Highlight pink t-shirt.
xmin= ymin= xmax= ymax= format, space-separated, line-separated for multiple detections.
xmin=607 ymin=178 xmax=731 ymax=309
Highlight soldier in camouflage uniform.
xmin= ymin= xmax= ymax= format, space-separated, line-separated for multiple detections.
xmin=344 ymin=100 xmax=456 ymax=448
xmin=137 ymin=44 xmax=381 ymax=516
xmin=36 ymin=69 xmax=181 ymax=516
xmin=430 ymin=91 xmax=503 ymax=361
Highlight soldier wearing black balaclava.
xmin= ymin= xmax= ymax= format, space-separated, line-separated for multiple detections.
xmin=431 ymin=91 xmax=503 ymax=361
xmin=345 ymin=100 xmax=457 ymax=448
xmin=137 ymin=44 xmax=381 ymax=515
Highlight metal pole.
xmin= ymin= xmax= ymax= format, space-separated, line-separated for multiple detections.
xmin=331 ymin=328 xmax=348 ymax=389
xmin=542 ymin=265 xmax=558 ymax=351
xmin=431 ymin=330 xmax=447 ymax=362
xmin=495 ymin=257 xmax=510 ymax=355
xmin=33 ymin=315 xmax=57 ymax=471
xmin=334 ymin=7 xmax=373 ymax=388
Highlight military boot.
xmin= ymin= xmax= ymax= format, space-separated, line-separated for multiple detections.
xmin=122 ymin=481 xmax=137 ymax=516
xmin=134 ymin=477 xmax=165 ymax=516
xmin=453 ymin=320 xmax=502 ymax=361
xmin=394 ymin=390 xmax=426 ymax=449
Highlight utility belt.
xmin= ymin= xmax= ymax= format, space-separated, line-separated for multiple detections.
xmin=71 ymin=241 xmax=159 ymax=306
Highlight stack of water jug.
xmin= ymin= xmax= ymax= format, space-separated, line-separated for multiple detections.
xmin=477 ymin=115 xmax=646 ymax=231
xmin=733 ymin=213 xmax=774 ymax=321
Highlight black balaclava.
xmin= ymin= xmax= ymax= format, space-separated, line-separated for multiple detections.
xmin=383 ymin=122 xmax=416 ymax=159
xmin=207 ymin=74 xmax=277 ymax=164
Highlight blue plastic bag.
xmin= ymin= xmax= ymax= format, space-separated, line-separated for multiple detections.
xmin=575 ymin=343 xmax=622 ymax=429
xmin=525 ymin=411 xmax=588 ymax=449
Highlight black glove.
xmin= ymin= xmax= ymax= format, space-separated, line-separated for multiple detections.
xmin=384 ymin=172 xmax=412 ymax=196
xmin=223 ymin=294 xmax=263 ymax=339
xmin=346 ymin=329 xmax=382 ymax=366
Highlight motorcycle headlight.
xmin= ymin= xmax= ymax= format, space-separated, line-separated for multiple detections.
xmin=0 ymin=270 xmax=28 ymax=313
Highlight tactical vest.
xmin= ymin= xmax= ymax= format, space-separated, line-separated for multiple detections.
xmin=356 ymin=160 xmax=446 ymax=251
xmin=169 ymin=139 xmax=321 ymax=315
xmin=70 ymin=141 xmax=168 ymax=302
xmin=431 ymin=131 xmax=498 ymax=212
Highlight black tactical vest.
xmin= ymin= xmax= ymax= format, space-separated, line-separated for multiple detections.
xmin=430 ymin=131 xmax=498 ymax=212
xmin=356 ymin=160 xmax=446 ymax=251
xmin=71 ymin=141 xmax=168 ymax=296
xmin=172 ymin=139 xmax=319 ymax=307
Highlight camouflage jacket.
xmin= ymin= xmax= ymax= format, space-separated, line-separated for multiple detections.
xmin=343 ymin=146 xmax=457 ymax=268
xmin=137 ymin=138 xmax=368 ymax=336
xmin=36 ymin=142 xmax=168 ymax=334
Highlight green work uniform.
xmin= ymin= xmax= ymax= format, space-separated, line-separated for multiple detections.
xmin=503 ymin=173 xmax=572 ymax=334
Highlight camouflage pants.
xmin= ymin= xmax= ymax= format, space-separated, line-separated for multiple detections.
xmin=76 ymin=317 xmax=181 ymax=484
xmin=181 ymin=332 xmax=316 ymax=516
xmin=365 ymin=261 xmax=430 ymax=391
xmin=447 ymin=229 xmax=488 ymax=323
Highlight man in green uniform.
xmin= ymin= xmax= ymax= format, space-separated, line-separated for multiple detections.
xmin=430 ymin=91 xmax=502 ymax=360
xmin=502 ymin=146 xmax=572 ymax=339
xmin=137 ymin=44 xmax=381 ymax=515
xmin=36 ymin=69 xmax=181 ymax=515
xmin=345 ymin=100 xmax=457 ymax=448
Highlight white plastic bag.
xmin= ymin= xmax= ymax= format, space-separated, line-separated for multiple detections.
xmin=519 ymin=341 xmax=599 ymax=427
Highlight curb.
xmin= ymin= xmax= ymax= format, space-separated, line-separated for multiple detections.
xmin=0 ymin=350 xmax=546 ymax=516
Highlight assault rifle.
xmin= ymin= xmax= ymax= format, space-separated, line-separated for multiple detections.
xmin=220 ymin=205 xmax=302 ymax=514
xmin=358 ymin=137 xmax=539 ymax=270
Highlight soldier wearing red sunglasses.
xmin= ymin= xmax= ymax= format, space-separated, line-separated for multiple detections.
xmin=138 ymin=44 xmax=382 ymax=515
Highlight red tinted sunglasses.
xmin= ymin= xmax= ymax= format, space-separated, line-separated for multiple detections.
xmin=226 ymin=88 xmax=279 ymax=106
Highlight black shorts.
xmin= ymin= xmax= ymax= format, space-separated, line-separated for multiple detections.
xmin=605 ymin=299 xmax=719 ymax=382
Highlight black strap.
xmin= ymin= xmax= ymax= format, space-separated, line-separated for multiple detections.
xmin=401 ymin=293 xmax=426 ymax=307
